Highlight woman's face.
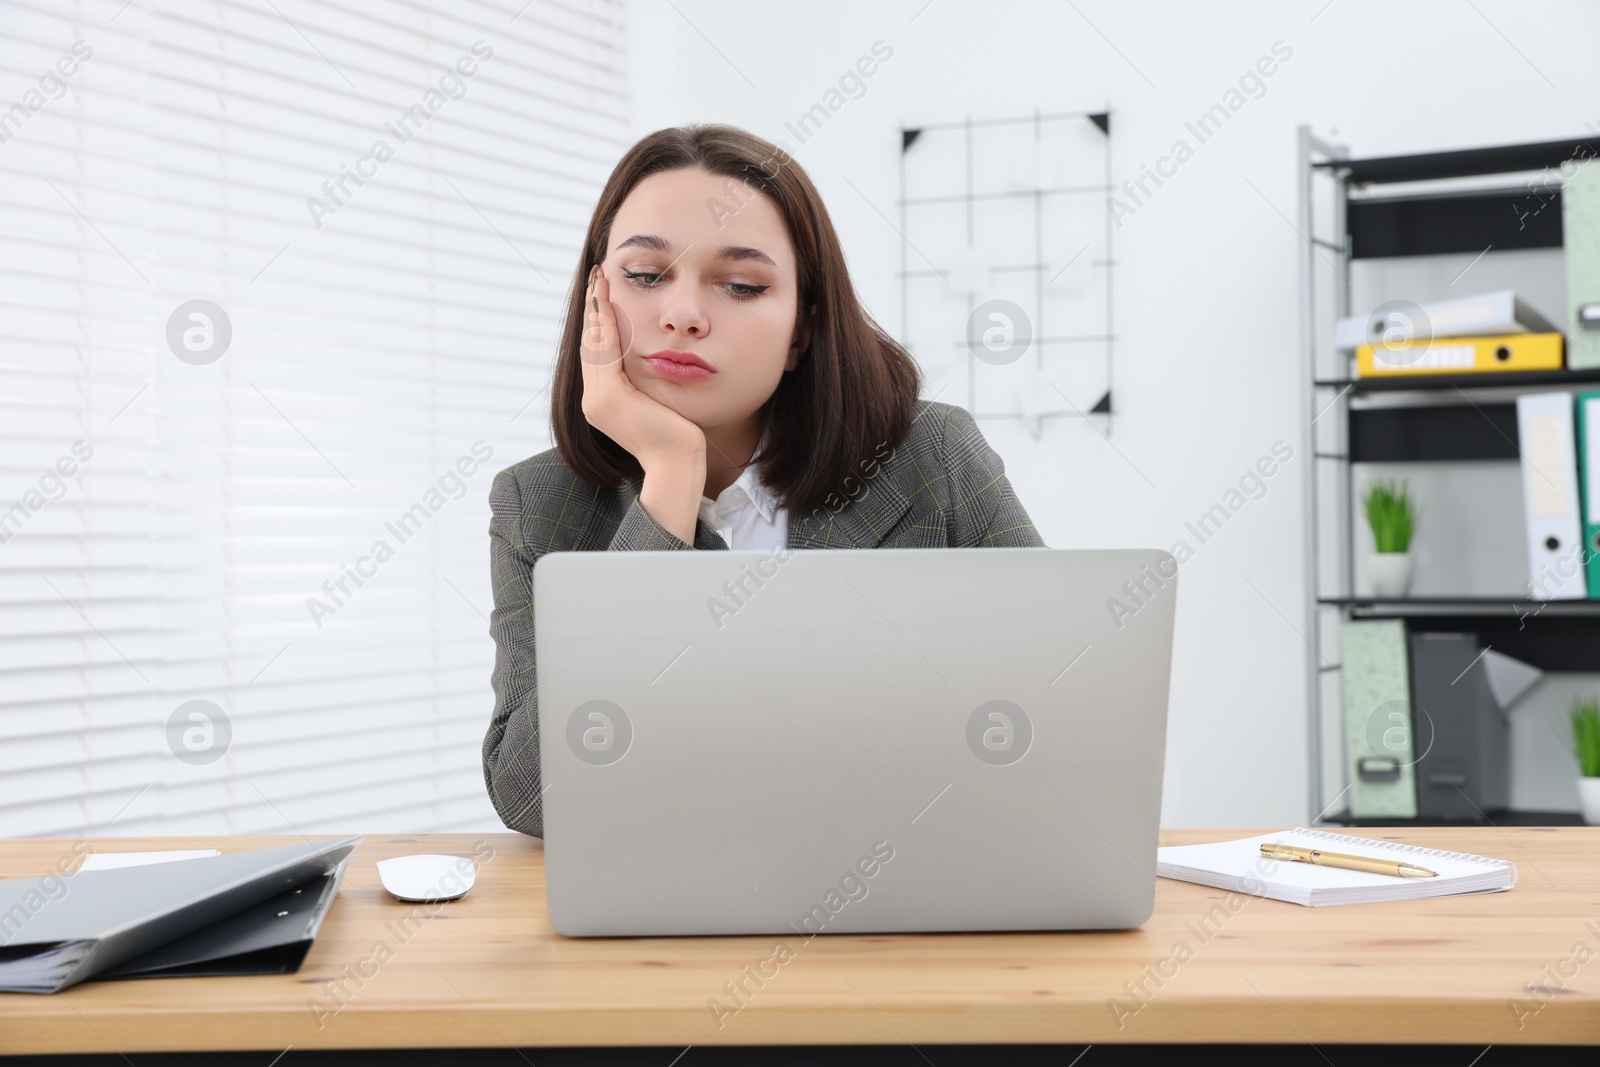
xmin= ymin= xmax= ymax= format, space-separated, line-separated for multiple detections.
xmin=600 ymin=166 xmax=809 ymax=433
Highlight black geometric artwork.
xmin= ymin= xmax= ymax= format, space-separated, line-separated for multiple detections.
xmin=897 ymin=110 xmax=1117 ymax=437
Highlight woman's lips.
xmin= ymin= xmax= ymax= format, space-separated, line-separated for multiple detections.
xmin=641 ymin=354 xmax=715 ymax=381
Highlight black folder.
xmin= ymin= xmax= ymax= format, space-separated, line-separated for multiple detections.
xmin=0 ymin=835 xmax=360 ymax=994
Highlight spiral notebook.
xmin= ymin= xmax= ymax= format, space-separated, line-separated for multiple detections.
xmin=1156 ymin=827 xmax=1518 ymax=907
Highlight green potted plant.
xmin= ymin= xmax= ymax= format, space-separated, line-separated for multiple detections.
xmin=1567 ymin=695 xmax=1600 ymax=824
xmin=1362 ymin=478 xmax=1416 ymax=597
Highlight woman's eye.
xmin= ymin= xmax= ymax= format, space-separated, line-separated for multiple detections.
xmin=620 ymin=269 xmax=768 ymax=301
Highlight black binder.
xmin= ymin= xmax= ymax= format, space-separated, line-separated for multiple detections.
xmin=96 ymin=866 xmax=344 ymax=979
xmin=0 ymin=835 xmax=360 ymax=993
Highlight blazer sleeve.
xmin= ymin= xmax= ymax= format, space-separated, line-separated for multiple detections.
xmin=482 ymin=468 xmax=696 ymax=838
xmin=939 ymin=404 xmax=1048 ymax=548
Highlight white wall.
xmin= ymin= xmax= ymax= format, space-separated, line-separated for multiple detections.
xmin=623 ymin=0 xmax=1600 ymax=827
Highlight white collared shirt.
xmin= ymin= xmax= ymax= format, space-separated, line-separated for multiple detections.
xmin=698 ymin=462 xmax=787 ymax=551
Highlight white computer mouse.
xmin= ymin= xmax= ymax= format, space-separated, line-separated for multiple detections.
xmin=376 ymin=853 xmax=477 ymax=903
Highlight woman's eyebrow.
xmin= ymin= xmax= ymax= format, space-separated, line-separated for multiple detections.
xmin=614 ymin=233 xmax=776 ymax=267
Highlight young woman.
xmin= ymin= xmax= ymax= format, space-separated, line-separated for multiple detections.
xmin=483 ymin=124 xmax=1045 ymax=837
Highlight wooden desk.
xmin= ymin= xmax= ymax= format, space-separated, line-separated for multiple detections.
xmin=2 ymin=828 xmax=1598 ymax=1058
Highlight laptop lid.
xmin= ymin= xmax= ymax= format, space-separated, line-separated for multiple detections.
xmin=535 ymin=547 xmax=1176 ymax=936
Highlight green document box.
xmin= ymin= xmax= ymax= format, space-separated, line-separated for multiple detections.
xmin=1565 ymin=159 xmax=1600 ymax=370
xmin=1340 ymin=618 xmax=1418 ymax=819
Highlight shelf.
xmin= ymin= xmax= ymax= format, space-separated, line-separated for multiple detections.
xmin=1320 ymin=596 xmax=1600 ymax=615
xmin=1307 ymin=136 xmax=1600 ymax=257
xmin=1316 ymin=367 xmax=1600 ymax=394
xmin=1296 ymin=128 xmax=1600 ymax=825
xmin=1319 ymin=809 xmax=1584 ymax=827
xmin=1319 ymin=601 xmax=1600 ymax=671
xmin=1310 ymin=136 xmax=1600 ymax=184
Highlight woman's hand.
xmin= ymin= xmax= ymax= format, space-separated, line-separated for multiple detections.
xmin=579 ymin=264 xmax=706 ymax=471
xmin=580 ymin=263 xmax=706 ymax=543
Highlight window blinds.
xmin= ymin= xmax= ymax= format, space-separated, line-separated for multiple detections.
xmin=0 ymin=0 xmax=629 ymax=836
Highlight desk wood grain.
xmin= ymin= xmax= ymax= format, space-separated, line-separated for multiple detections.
xmin=1 ymin=828 xmax=1597 ymax=1054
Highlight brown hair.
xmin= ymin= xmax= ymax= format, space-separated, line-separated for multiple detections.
xmin=550 ymin=123 xmax=921 ymax=517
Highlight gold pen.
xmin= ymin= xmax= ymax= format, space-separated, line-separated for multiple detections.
xmin=1260 ymin=843 xmax=1437 ymax=879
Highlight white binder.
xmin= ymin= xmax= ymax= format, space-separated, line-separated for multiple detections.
xmin=1516 ymin=391 xmax=1588 ymax=600
xmin=1334 ymin=289 xmax=1556 ymax=351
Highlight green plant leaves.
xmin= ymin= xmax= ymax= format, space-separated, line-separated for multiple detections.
xmin=1570 ymin=696 xmax=1600 ymax=778
xmin=1362 ymin=478 xmax=1415 ymax=554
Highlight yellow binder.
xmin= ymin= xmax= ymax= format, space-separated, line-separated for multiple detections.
xmin=1356 ymin=331 xmax=1565 ymax=377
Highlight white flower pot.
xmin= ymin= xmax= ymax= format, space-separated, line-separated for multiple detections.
xmin=1368 ymin=552 xmax=1413 ymax=598
xmin=1579 ymin=776 xmax=1600 ymax=825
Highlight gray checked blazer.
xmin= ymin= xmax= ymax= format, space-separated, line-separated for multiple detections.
xmin=481 ymin=399 xmax=1047 ymax=837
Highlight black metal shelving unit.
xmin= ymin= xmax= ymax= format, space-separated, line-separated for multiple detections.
xmin=1322 ymin=809 xmax=1584 ymax=827
xmin=1295 ymin=128 xmax=1599 ymax=828
xmin=1315 ymin=365 xmax=1600 ymax=394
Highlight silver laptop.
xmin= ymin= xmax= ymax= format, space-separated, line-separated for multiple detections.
xmin=535 ymin=547 xmax=1177 ymax=936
